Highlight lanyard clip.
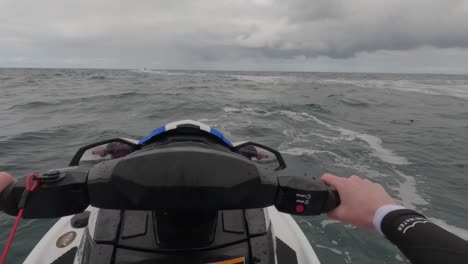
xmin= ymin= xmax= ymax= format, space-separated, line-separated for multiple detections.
xmin=18 ymin=173 xmax=40 ymax=209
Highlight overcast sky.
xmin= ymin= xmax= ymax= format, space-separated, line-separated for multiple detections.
xmin=1 ymin=0 xmax=468 ymax=73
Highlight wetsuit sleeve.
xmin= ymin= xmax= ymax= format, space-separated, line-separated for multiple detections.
xmin=381 ymin=209 xmax=468 ymax=264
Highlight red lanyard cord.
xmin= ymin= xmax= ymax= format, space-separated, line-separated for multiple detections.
xmin=0 ymin=174 xmax=40 ymax=264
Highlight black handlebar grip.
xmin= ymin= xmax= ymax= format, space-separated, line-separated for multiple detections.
xmin=323 ymin=188 xmax=340 ymax=213
xmin=276 ymin=176 xmax=341 ymax=215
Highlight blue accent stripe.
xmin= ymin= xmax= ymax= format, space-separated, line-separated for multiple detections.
xmin=210 ymin=128 xmax=234 ymax=147
xmin=139 ymin=124 xmax=233 ymax=147
xmin=138 ymin=126 xmax=166 ymax=144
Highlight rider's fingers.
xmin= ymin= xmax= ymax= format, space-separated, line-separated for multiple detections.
xmin=321 ymin=174 xmax=345 ymax=189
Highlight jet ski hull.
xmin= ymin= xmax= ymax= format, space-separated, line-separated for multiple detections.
xmin=24 ymin=207 xmax=320 ymax=264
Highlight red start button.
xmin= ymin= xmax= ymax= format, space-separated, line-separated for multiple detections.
xmin=295 ymin=204 xmax=305 ymax=213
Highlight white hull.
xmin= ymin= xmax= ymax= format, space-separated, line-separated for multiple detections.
xmin=267 ymin=207 xmax=321 ymax=263
xmin=24 ymin=214 xmax=87 ymax=263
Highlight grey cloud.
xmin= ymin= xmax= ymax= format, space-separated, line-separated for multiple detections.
xmin=262 ymin=0 xmax=468 ymax=58
xmin=276 ymin=0 xmax=346 ymax=22
xmin=1 ymin=0 xmax=468 ymax=71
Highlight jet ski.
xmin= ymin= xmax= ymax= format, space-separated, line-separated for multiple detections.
xmin=1 ymin=120 xmax=340 ymax=264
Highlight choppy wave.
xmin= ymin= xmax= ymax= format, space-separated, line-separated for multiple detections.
xmin=221 ymin=106 xmax=435 ymax=221
xmin=88 ymin=75 xmax=107 ymax=80
xmin=226 ymin=74 xmax=296 ymax=84
xmin=8 ymin=92 xmax=151 ymax=110
xmin=8 ymin=100 xmax=59 ymax=109
xmin=283 ymin=110 xmax=410 ymax=165
xmin=223 ymin=107 xmax=411 ymax=166
xmin=215 ymin=72 xmax=468 ymax=99
xmin=319 ymin=78 xmax=468 ymax=99
xmin=131 ymin=69 xmax=209 ymax=77
xmin=0 ymin=123 xmax=95 ymax=147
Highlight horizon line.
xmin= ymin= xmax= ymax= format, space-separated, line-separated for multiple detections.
xmin=0 ymin=66 xmax=466 ymax=76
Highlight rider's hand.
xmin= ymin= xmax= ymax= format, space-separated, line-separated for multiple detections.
xmin=0 ymin=172 xmax=14 ymax=192
xmin=320 ymin=173 xmax=396 ymax=228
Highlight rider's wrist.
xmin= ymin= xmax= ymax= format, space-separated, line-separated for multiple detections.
xmin=373 ymin=204 xmax=406 ymax=234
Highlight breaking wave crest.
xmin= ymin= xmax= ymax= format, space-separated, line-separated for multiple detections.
xmin=223 ymin=107 xmax=410 ymax=165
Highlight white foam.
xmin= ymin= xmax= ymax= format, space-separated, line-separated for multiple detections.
xmin=344 ymin=251 xmax=352 ymax=263
xmin=356 ymin=134 xmax=410 ymax=165
xmin=222 ymin=107 xmax=410 ymax=165
xmin=392 ymin=169 xmax=429 ymax=208
xmin=306 ymin=131 xmax=343 ymax=143
xmin=319 ymin=78 xmax=468 ymax=99
xmin=278 ymin=110 xmax=314 ymax=122
xmin=298 ymin=219 xmax=313 ymax=227
xmin=227 ymin=74 xmax=294 ymax=84
xmin=321 ymin=220 xmax=341 ymax=228
xmin=282 ymin=148 xmax=428 ymax=214
xmin=315 ymin=244 xmax=343 ymax=255
xmin=280 ymin=148 xmax=342 ymax=158
xmin=197 ymin=116 xmax=227 ymax=123
xmin=222 ymin=106 xmax=274 ymax=117
xmin=278 ymin=110 xmax=410 ymax=165
xmin=222 ymin=107 xmax=243 ymax=113
xmin=130 ymin=69 xmax=209 ymax=77
xmin=395 ymin=254 xmax=404 ymax=262
xmin=391 ymin=80 xmax=468 ymax=99
xmin=280 ymin=146 xmax=386 ymax=180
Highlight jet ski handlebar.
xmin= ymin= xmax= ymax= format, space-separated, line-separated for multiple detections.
xmin=2 ymin=142 xmax=340 ymax=219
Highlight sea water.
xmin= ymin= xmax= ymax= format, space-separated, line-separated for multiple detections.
xmin=0 ymin=68 xmax=467 ymax=263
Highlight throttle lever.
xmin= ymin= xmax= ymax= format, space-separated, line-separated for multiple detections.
xmin=275 ymin=176 xmax=341 ymax=215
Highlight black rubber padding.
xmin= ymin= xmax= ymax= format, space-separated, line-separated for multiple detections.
xmin=222 ymin=210 xmax=245 ymax=234
xmin=51 ymin=246 xmax=78 ymax=264
xmin=93 ymin=209 xmax=121 ymax=242
xmin=245 ymin=209 xmax=267 ymax=235
xmin=250 ymin=231 xmax=275 ymax=264
xmin=276 ymin=238 xmax=298 ymax=264
xmin=121 ymin=211 xmax=148 ymax=239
